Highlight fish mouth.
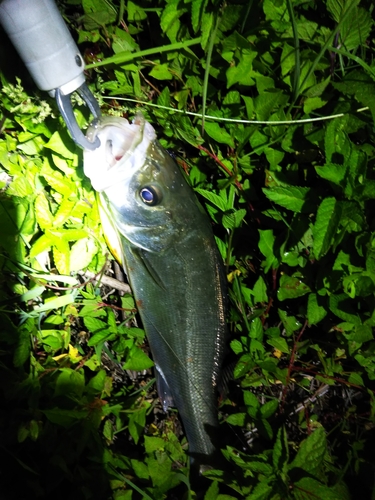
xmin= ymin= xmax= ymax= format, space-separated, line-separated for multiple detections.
xmin=83 ymin=114 xmax=156 ymax=192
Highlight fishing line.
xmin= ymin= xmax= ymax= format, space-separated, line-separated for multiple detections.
xmin=101 ymin=96 xmax=370 ymax=126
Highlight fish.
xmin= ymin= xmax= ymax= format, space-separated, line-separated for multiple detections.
xmin=83 ymin=114 xmax=227 ymax=472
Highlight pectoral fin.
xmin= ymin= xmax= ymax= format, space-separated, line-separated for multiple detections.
xmin=155 ymin=364 xmax=175 ymax=412
xmin=132 ymin=247 xmax=167 ymax=291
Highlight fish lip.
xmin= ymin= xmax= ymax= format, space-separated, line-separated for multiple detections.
xmin=83 ymin=114 xmax=156 ymax=193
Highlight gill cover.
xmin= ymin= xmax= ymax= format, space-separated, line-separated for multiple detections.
xmin=84 ymin=114 xmax=194 ymax=253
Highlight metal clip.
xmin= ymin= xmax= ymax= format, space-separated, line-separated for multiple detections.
xmin=55 ymin=83 xmax=101 ymax=150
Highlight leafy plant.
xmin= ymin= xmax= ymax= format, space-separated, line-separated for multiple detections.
xmin=1 ymin=0 xmax=375 ymax=498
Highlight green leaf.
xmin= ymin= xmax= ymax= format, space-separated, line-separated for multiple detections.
xmin=264 ymin=147 xmax=285 ymax=168
xmin=313 ymin=197 xmax=341 ymax=259
xmin=43 ymin=409 xmax=89 ymax=428
xmin=54 ymin=369 xmax=85 ymax=399
xmin=13 ymin=320 xmax=33 ymax=367
xmin=33 ymin=293 xmax=75 ymax=313
xmin=289 ymin=426 xmax=326 ymax=475
xmin=273 ymin=427 xmax=289 ymax=472
xmin=222 ymin=209 xmax=246 ymax=229
xmin=278 ymin=309 xmax=302 ymax=335
xmin=225 ymin=413 xmax=246 ymax=426
xmin=260 ymin=399 xmax=278 ymax=419
xmin=149 ymin=64 xmax=173 ymax=81
xmin=329 ymin=293 xmax=361 ymax=325
xmin=244 ymin=390 xmax=260 ymax=409
xmin=327 ymin=1 xmax=372 ymax=51
xmin=253 ymin=276 xmax=268 ymax=304
xmin=278 ymin=274 xmax=311 ymax=301
xmin=204 ymin=122 xmax=235 ymax=147
xmin=128 ymin=406 xmax=147 ymax=444
xmin=315 ymin=163 xmax=348 ymax=186
xmin=293 ymin=477 xmax=344 ymax=500
xmin=204 ymin=480 xmax=219 ymax=500
xmin=123 ymin=346 xmax=154 ymax=371
xmin=86 ymin=369 xmax=108 ymax=394
xmin=258 ymin=229 xmax=278 ymax=272
xmin=44 ymin=131 xmax=76 ymax=159
xmin=226 ymin=52 xmax=257 ymax=88
xmin=160 ymin=2 xmax=187 ymax=42
xmin=127 ymin=0 xmax=147 ymax=21
xmin=254 ymin=89 xmax=287 ymax=121
xmin=69 ymin=238 xmax=98 ymax=272
xmin=307 ymin=293 xmax=327 ymax=325
xmin=195 ymin=188 xmax=228 ymax=212
xmin=52 ymin=242 xmax=70 ymax=275
xmin=262 ymin=186 xmax=311 ymax=213
xmin=267 ymin=337 xmax=289 ymax=354
xmin=35 ymin=192 xmax=53 ymax=230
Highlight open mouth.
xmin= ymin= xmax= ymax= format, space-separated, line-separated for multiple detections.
xmin=83 ymin=115 xmax=156 ymax=193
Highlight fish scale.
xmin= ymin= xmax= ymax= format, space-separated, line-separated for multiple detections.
xmin=84 ymin=114 xmax=227 ymax=471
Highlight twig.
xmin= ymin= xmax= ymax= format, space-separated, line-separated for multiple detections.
xmin=78 ymin=270 xmax=131 ymax=294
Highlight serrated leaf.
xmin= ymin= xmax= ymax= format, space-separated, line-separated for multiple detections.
xmin=253 ymin=276 xmax=268 ymax=303
xmin=244 ymin=390 xmax=259 ymax=408
xmin=123 ymin=346 xmax=154 ymax=371
xmin=29 ymin=234 xmax=52 ymax=259
xmin=35 ymin=193 xmax=53 ymax=230
xmin=226 ymin=52 xmax=257 ymax=88
xmin=41 ymin=159 xmax=76 ymax=195
xmin=313 ymin=197 xmax=341 ymax=259
xmin=225 ymin=413 xmax=246 ymax=426
xmin=222 ymin=209 xmax=246 ymax=229
xmin=315 ymin=163 xmax=348 ymax=186
xmin=54 ymin=369 xmax=85 ymax=398
xmin=203 ymin=480 xmax=220 ymax=500
xmin=258 ymin=229 xmax=278 ymax=273
xmin=84 ymin=316 xmax=109 ymax=334
xmin=127 ymin=0 xmax=147 ymax=21
xmin=53 ymin=198 xmax=76 ymax=227
xmin=254 ymin=89 xmax=287 ymax=121
xmin=45 ymin=131 xmax=76 ymax=159
xmin=195 ymin=188 xmax=228 ymax=211
xmin=157 ymin=86 xmax=170 ymax=107
xmin=53 ymin=242 xmax=70 ymax=275
xmin=191 ymin=0 xmax=205 ymax=33
xmin=43 ymin=408 xmax=89 ymax=428
xmin=13 ymin=320 xmax=32 ymax=367
xmin=260 ymin=399 xmax=278 ymax=419
xmin=33 ymin=293 xmax=75 ymax=313
xmin=149 ymin=64 xmax=173 ymax=81
xmin=160 ymin=2 xmax=187 ymax=42
xmin=200 ymin=10 xmax=214 ymax=50
xmin=273 ymin=427 xmax=289 ymax=472
xmin=230 ymin=339 xmax=243 ymax=355
xmin=264 ymin=147 xmax=285 ymax=168
xmin=278 ymin=274 xmax=311 ymax=301
xmin=204 ymin=122 xmax=234 ymax=147
xmin=278 ymin=309 xmax=302 ymax=335
xmin=329 ymin=293 xmax=361 ymax=325
xmin=293 ymin=477 xmax=344 ymax=500
xmin=324 ymin=119 xmax=351 ymax=164
xmin=289 ymin=426 xmax=326 ymax=475
xmin=128 ymin=406 xmax=147 ymax=444
xmin=263 ymin=186 xmax=311 ymax=213
xmin=69 ymin=238 xmax=98 ymax=272
xmin=307 ymin=293 xmax=327 ymax=325
xmin=267 ymin=336 xmax=289 ymax=354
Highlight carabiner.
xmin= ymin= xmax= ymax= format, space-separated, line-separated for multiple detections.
xmin=55 ymin=83 xmax=101 ymax=150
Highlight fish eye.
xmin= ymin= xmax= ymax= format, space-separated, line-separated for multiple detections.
xmin=139 ymin=186 xmax=161 ymax=206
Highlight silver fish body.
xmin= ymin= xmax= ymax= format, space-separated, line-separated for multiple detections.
xmin=84 ymin=115 xmax=227 ymax=466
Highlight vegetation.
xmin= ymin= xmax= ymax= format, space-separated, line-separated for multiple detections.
xmin=1 ymin=0 xmax=375 ymax=498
